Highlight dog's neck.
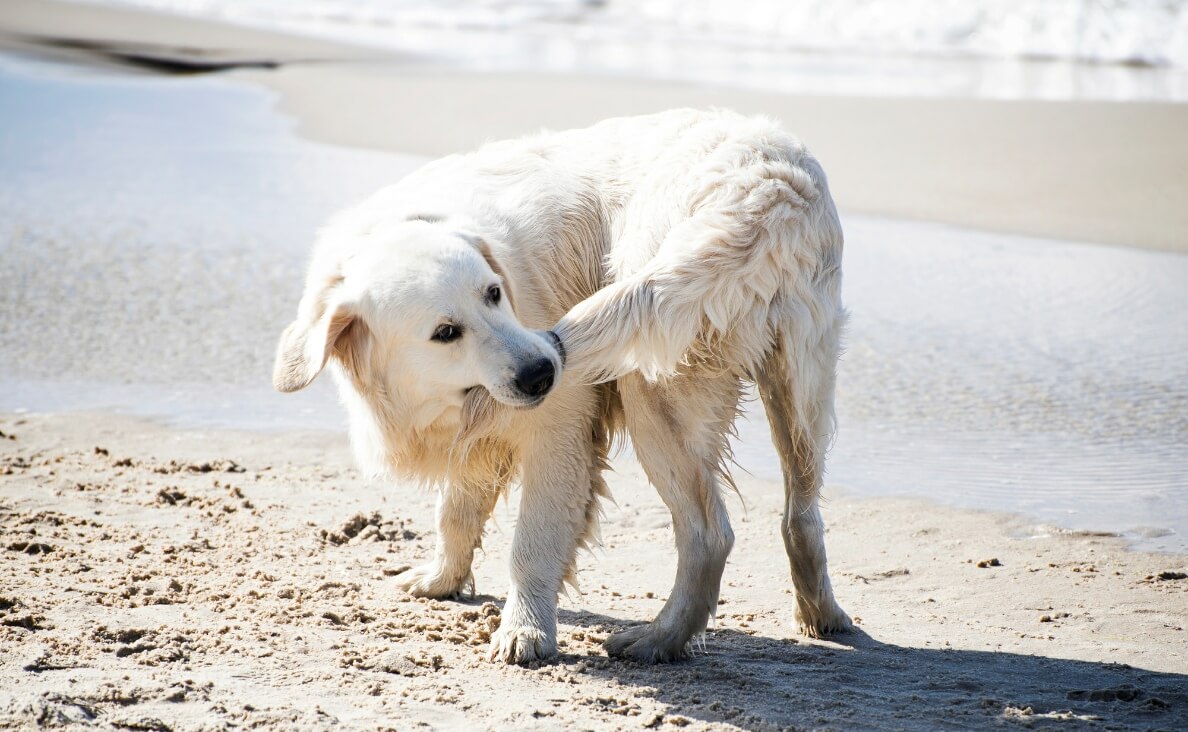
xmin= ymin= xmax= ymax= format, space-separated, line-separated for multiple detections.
xmin=334 ymin=365 xmax=515 ymax=487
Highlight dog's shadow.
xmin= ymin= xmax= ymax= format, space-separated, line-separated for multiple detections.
xmin=532 ymin=607 xmax=1188 ymax=731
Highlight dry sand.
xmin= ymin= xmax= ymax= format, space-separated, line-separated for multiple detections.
xmin=1 ymin=413 xmax=1186 ymax=730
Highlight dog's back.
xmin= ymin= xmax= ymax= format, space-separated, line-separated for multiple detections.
xmin=277 ymin=109 xmax=850 ymax=663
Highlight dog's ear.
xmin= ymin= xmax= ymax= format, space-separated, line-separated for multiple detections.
xmin=463 ymin=233 xmax=516 ymax=313
xmin=272 ymin=278 xmax=358 ymax=393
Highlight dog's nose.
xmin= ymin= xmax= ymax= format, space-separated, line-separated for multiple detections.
xmin=514 ymin=358 xmax=555 ymax=398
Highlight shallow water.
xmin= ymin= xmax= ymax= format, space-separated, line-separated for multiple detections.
xmin=726 ymin=218 xmax=1188 ymax=553
xmin=1 ymin=54 xmax=1185 ymax=551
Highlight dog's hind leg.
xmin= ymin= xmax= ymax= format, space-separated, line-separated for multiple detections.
xmin=755 ymin=323 xmax=852 ymax=638
xmin=395 ymin=480 xmax=502 ymax=599
xmin=606 ymin=372 xmax=740 ymax=663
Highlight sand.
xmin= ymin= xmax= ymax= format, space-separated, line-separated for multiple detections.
xmin=1 ymin=2 xmax=1187 ymax=730
xmin=0 ymin=0 xmax=387 ymax=69
xmin=246 ymin=65 xmax=1188 ymax=254
xmin=2 ymin=412 xmax=1186 ymax=730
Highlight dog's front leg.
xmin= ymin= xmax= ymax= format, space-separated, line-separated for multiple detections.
xmin=396 ymin=482 xmax=500 ymax=599
xmin=489 ymin=425 xmax=594 ymax=665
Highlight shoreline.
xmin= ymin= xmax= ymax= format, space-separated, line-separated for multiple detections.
xmin=0 ymin=0 xmax=387 ymax=68
xmin=1 ymin=0 xmax=1187 ymax=253
xmin=4 ymin=376 xmax=1184 ymax=556
xmin=2 ymin=10 xmax=1188 ymax=553
xmin=1 ymin=18 xmax=1186 ymax=554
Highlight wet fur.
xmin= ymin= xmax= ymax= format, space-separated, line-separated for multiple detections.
xmin=274 ymin=108 xmax=850 ymax=665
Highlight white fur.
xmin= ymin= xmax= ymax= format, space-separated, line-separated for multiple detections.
xmin=274 ymin=108 xmax=851 ymax=665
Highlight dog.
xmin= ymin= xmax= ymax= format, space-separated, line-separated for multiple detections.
xmin=273 ymin=108 xmax=851 ymax=664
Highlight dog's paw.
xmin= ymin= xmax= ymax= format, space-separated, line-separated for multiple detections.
xmin=487 ymin=624 xmax=556 ymax=665
xmin=393 ymin=563 xmax=472 ymax=600
xmin=798 ymin=601 xmax=853 ymax=639
xmin=604 ymin=624 xmax=689 ymax=664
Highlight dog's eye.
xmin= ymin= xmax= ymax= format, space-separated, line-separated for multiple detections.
xmin=486 ymin=285 xmax=501 ymax=305
xmin=431 ymin=323 xmax=462 ymax=343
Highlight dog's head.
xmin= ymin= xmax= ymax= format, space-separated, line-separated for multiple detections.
xmin=272 ymin=219 xmax=563 ymax=424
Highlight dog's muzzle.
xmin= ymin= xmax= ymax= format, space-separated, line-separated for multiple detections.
xmin=513 ymin=358 xmax=555 ymax=398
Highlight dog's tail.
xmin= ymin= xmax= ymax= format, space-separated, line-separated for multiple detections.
xmin=553 ymin=153 xmax=843 ymax=386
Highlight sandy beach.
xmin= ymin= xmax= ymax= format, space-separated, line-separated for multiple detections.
xmin=1 ymin=1 xmax=1187 ymax=730
xmin=3 ymin=413 xmax=1186 ymax=730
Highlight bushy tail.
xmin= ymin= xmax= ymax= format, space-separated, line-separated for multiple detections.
xmin=554 ymin=155 xmax=841 ymax=385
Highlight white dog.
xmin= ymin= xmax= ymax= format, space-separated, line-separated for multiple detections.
xmin=274 ymin=108 xmax=851 ymax=664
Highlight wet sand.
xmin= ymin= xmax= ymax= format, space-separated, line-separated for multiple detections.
xmin=249 ymin=65 xmax=1188 ymax=253
xmin=3 ymin=49 xmax=1184 ymax=550
xmin=0 ymin=0 xmax=385 ymax=69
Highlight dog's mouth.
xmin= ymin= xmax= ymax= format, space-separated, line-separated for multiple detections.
xmin=497 ymin=390 xmax=548 ymax=410
xmin=463 ymin=385 xmax=546 ymax=410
